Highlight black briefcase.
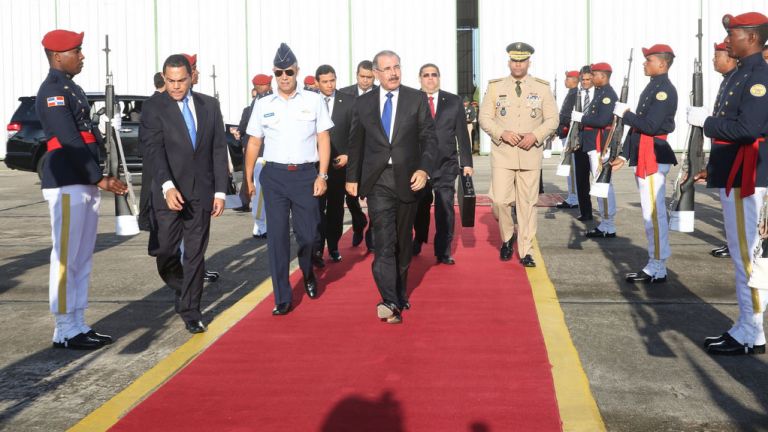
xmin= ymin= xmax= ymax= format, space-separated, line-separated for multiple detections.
xmin=458 ymin=173 xmax=476 ymax=227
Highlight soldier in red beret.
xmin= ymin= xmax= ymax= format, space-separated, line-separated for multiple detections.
xmin=687 ymin=12 xmax=768 ymax=355
xmin=183 ymin=53 xmax=199 ymax=85
xmin=303 ymin=75 xmax=318 ymax=92
xmin=611 ymin=44 xmax=679 ymax=284
xmin=38 ymin=30 xmax=128 ymax=349
xmin=555 ymin=70 xmax=581 ymax=209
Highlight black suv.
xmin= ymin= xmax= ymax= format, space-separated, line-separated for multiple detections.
xmin=5 ymin=94 xmax=243 ymax=179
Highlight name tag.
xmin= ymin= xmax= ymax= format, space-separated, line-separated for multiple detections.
xmin=264 ymin=112 xmax=275 ymax=118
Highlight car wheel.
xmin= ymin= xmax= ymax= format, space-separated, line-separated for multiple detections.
xmin=36 ymin=152 xmax=48 ymax=181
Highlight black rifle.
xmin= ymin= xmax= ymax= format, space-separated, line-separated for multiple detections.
xmin=669 ymin=18 xmax=705 ymax=233
xmin=591 ymin=49 xmax=633 ymax=197
xmin=103 ymin=35 xmax=139 ymax=235
xmin=555 ymin=87 xmax=583 ymax=177
xmin=543 ymin=75 xmax=557 ymax=155
xmin=210 ymin=65 xmax=219 ymax=100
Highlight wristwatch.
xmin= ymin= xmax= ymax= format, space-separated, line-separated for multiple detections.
xmin=318 ymin=173 xmax=329 ymax=180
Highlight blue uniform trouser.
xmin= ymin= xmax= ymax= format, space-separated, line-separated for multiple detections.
xmin=260 ymin=163 xmax=319 ymax=305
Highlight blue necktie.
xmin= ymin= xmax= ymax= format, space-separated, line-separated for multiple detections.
xmin=381 ymin=92 xmax=393 ymax=141
xmin=182 ymin=95 xmax=197 ymax=149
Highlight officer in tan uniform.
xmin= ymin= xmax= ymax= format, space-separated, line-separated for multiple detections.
xmin=479 ymin=42 xmax=558 ymax=267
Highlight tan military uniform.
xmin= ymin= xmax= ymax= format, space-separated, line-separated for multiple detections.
xmin=479 ymin=74 xmax=558 ymax=257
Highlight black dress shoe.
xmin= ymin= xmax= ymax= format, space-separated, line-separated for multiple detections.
xmin=311 ymin=251 xmax=325 ymax=268
xmin=520 ymin=254 xmax=536 ymax=267
xmin=710 ymin=245 xmax=730 ymax=258
xmin=625 ymin=270 xmax=666 ymax=284
xmin=184 ymin=320 xmax=207 ymax=334
xmin=376 ymin=302 xmax=402 ymax=324
xmin=706 ymin=333 xmax=766 ymax=355
xmin=272 ymin=302 xmax=292 ymax=315
xmin=53 ymin=333 xmax=104 ymax=350
xmin=304 ymin=272 xmax=318 ymax=299
xmin=86 ymin=329 xmax=113 ymax=345
xmin=365 ymin=228 xmax=374 ymax=252
xmin=585 ymin=227 xmax=616 ymax=238
xmin=329 ymin=250 xmax=342 ymax=262
xmin=352 ymin=230 xmax=364 ymax=247
xmin=204 ymin=270 xmax=220 ymax=283
xmin=252 ymin=233 xmax=268 ymax=239
xmin=703 ymin=332 xmax=729 ymax=348
xmin=556 ymin=202 xmax=579 ymax=209
xmin=500 ymin=240 xmax=513 ymax=261
xmin=233 ymin=205 xmax=250 ymax=212
xmin=413 ymin=241 xmax=422 ymax=256
xmin=437 ymin=256 xmax=456 ymax=265
xmin=400 ymin=301 xmax=411 ymax=310
xmin=577 ymin=215 xmax=593 ymax=222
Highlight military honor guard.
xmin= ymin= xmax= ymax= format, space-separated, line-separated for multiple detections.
xmin=555 ymin=70 xmax=580 ymax=209
xmin=245 ymin=43 xmax=333 ymax=315
xmin=611 ymin=44 xmax=678 ymax=283
xmin=478 ymin=42 xmax=558 ymax=267
xmin=38 ymin=30 xmax=128 ymax=349
xmin=687 ymin=12 xmax=768 ymax=355
xmin=572 ymin=62 xmax=618 ymax=238
xmin=573 ymin=66 xmax=596 ymax=222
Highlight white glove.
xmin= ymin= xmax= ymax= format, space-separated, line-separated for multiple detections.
xmin=613 ymin=102 xmax=629 ymax=118
xmin=571 ymin=110 xmax=583 ymax=123
xmin=686 ymin=106 xmax=709 ymax=128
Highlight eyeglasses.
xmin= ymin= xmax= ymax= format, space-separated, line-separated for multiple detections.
xmin=376 ymin=65 xmax=401 ymax=74
xmin=421 ymin=73 xmax=439 ymax=78
xmin=274 ymin=69 xmax=296 ymax=77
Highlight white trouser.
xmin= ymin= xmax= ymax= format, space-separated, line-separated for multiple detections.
xmin=43 ymin=185 xmax=100 ymax=342
xmin=562 ymin=139 xmax=578 ymax=205
xmin=634 ymin=163 xmax=671 ymax=277
xmin=721 ymin=187 xmax=768 ymax=346
xmin=588 ymin=150 xmax=616 ymax=232
xmin=252 ymin=157 xmax=268 ymax=235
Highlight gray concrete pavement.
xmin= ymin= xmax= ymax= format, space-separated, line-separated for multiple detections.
xmin=0 ymin=155 xmax=766 ymax=431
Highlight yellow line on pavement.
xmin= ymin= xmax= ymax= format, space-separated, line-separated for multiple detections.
xmin=527 ymin=239 xmax=606 ymax=432
xmin=68 ymin=279 xmax=274 ymax=432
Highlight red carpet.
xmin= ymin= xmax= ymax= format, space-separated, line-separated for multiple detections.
xmin=110 ymin=207 xmax=562 ymax=431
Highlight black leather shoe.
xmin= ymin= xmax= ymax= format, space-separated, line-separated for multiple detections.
xmin=413 ymin=241 xmax=422 ymax=256
xmin=437 ymin=256 xmax=456 ymax=265
xmin=400 ymin=301 xmax=411 ymax=310
xmin=625 ymin=270 xmax=666 ymax=284
xmin=556 ymin=202 xmax=579 ymax=209
xmin=86 ymin=329 xmax=113 ymax=345
xmin=500 ymin=241 xmax=513 ymax=261
xmin=710 ymin=245 xmax=730 ymax=258
xmin=706 ymin=333 xmax=766 ymax=355
xmin=252 ymin=233 xmax=267 ymax=239
xmin=233 ymin=205 xmax=250 ymax=212
xmin=329 ymin=250 xmax=342 ymax=262
xmin=272 ymin=302 xmax=292 ymax=315
xmin=365 ymin=229 xmax=374 ymax=252
xmin=53 ymin=333 xmax=104 ymax=350
xmin=703 ymin=332 xmax=729 ymax=348
xmin=311 ymin=251 xmax=325 ymax=268
xmin=376 ymin=302 xmax=402 ymax=324
xmin=304 ymin=272 xmax=318 ymax=299
xmin=184 ymin=320 xmax=206 ymax=334
xmin=352 ymin=230 xmax=364 ymax=247
xmin=520 ymin=254 xmax=536 ymax=267
xmin=577 ymin=215 xmax=593 ymax=222
xmin=585 ymin=227 xmax=616 ymax=238
xmin=204 ymin=270 xmax=220 ymax=283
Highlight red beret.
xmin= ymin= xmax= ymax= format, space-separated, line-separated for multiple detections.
xmin=642 ymin=44 xmax=675 ymax=58
xmin=304 ymin=75 xmax=316 ymax=85
xmin=723 ymin=12 xmax=768 ymax=29
xmin=252 ymin=74 xmax=272 ymax=86
xmin=41 ymin=30 xmax=84 ymax=52
xmin=714 ymin=42 xmax=728 ymax=51
xmin=590 ymin=62 xmax=612 ymax=73
xmin=565 ymin=70 xmax=579 ymax=78
xmin=182 ymin=53 xmax=197 ymax=67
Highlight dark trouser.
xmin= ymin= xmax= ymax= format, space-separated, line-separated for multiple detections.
xmin=346 ymin=193 xmax=368 ymax=234
xmin=138 ymin=165 xmax=153 ymax=230
xmin=414 ymin=183 xmax=433 ymax=244
xmin=367 ymin=167 xmax=418 ymax=307
xmin=261 ymin=163 xmax=319 ymax=305
xmin=238 ymin=147 xmax=251 ymax=208
xmin=152 ymin=199 xmax=210 ymax=322
xmin=574 ymin=150 xmax=592 ymax=218
xmin=316 ymin=166 xmax=346 ymax=254
xmin=432 ymin=177 xmax=457 ymax=259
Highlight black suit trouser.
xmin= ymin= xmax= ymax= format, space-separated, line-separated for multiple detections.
xmin=574 ymin=150 xmax=593 ymax=218
xmin=152 ymin=199 xmax=210 ymax=322
xmin=413 ymin=183 xmax=433 ymax=244
xmin=316 ymin=166 xmax=346 ymax=253
xmin=260 ymin=164 xmax=318 ymax=305
xmin=138 ymin=164 xmax=154 ymax=229
xmin=367 ymin=167 xmax=418 ymax=306
xmin=345 ymin=193 xmax=367 ymax=234
xmin=432 ymin=176 xmax=457 ymax=259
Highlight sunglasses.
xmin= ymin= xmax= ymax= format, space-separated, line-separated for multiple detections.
xmin=274 ymin=69 xmax=296 ymax=77
xmin=421 ymin=72 xmax=439 ymax=78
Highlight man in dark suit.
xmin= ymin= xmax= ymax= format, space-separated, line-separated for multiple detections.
xmin=346 ymin=50 xmax=438 ymax=324
xmin=412 ymin=63 xmax=473 ymax=264
xmin=313 ymin=64 xmax=353 ymax=264
xmin=141 ymin=54 xmax=229 ymax=334
xmin=138 ymin=72 xmax=166 ymax=232
xmin=340 ymin=60 xmax=377 ymax=250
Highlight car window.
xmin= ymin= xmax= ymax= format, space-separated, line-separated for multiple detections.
xmin=12 ymin=99 xmax=38 ymax=122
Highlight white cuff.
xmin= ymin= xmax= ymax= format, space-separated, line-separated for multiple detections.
xmin=161 ymin=181 xmax=175 ymax=199
xmin=214 ymin=192 xmax=226 ymax=200
xmin=570 ymin=110 xmax=584 ymax=123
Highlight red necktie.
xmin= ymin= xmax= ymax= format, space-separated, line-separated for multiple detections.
xmin=428 ymin=95 xmax=436 ymax=119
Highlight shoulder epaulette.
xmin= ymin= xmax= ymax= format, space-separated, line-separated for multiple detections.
xmin=488 ymin=78 xmax=503 ymax=84
xmin=533 ymin=77 xmax=550 ymax=86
